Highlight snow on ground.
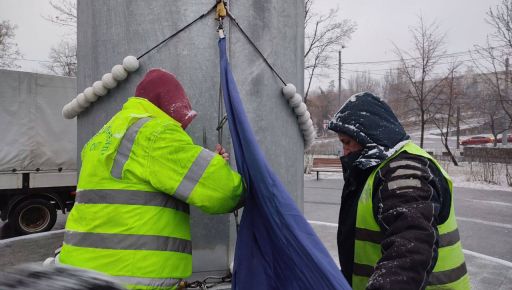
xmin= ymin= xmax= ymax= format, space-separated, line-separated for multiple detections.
xmin=305 ymin=161 xmax=512 ymax=192
xmin=439 ymin=161 xmax=512 ymax=192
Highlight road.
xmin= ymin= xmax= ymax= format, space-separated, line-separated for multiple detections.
xmin=410 ymin=133 xmax=459 ymax=152
xmin=2 ymin=179 xmax=510 ymax=289
xmin=304 ymin=178 xmax=512 ymax=290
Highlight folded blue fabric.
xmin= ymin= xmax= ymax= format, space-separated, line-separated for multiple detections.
xmin=218 ymin=37 xmax=351 ymax=290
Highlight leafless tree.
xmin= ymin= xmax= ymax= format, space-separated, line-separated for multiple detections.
xmin=43 ymin=0 xmax=77 ymax=30
xmin=394 ymin=16 xmax=446 ymax=148
xmin=307 ymin=81 xmax=338 ymax=136
xmin=486 ymin=0 xmax=512 ymax=139
xmin=431 ymin=62 xmax=463 ymax=165
xmin=304 ymin=0 xmax=356 ymax=102
xmin=45 ymin=40 xmax=77 ymax=77
xmin=381 ymin=68 xmax=412 ymax=121
xmin=345 ymin=71 xmax=381 ymax=96
xmin=463 ymin=66 xmax=508 ymax=146
xmin=487 ymin=0 xmax=512 ymax=51
xmin=471 ymin=40 xmax=512 ymax=125
xmin=43 ymin=0 xmax=77 ymax=76
xmin=0 ymin=20 xmax=22 ymax=69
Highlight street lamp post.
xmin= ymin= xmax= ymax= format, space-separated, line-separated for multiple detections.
xmin=338 ymin=45 xmax=345 ymax=107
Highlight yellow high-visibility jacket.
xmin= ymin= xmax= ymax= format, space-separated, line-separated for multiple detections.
xmin=59 ymin=97 xmax=244 ymax=290
xmin=353 ymin=142 xmax=470 ymax=290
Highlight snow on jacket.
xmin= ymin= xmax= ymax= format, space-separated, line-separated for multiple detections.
xmin=328 ymin=92 xmax=452 ymax=289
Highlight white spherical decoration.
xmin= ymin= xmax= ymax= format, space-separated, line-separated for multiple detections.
xmin=62 ymin=103 xmax=75 ymax=119
xmin=298 ymin=111 xmax=311 ymax=125
xmin=122 ymin=55 xmax=139 ymax=72
xmin=69 ymin=100 xmax=84 ymax=117
xmin=93 ymin=81 xmax=108 ymax=96
xmin=111 ymin=64 xmax=128 ymax=81
xmin=71 ymin=98 xmax=85 ymax=111
xmin=300 ymin=119 xmax=314 ymax=131
xmin=67 ymin=101 xmax=81 ymax=117
xmin=303 ymin=125 xmax=315 ymax=136
xmin=101 ymin=73 xmax=118 ymax=89
xmin=75 ymin=93 xmax=90 ymax=108
xmin=289 ymin=93 xmax=302 ymax=108
xmin=84 ymin=87 xmax=99 ymax=102
xmin=294 ymin=102 xmax=307 ymax=116
xmin=282 ymin=83 xmax=296 ymax=100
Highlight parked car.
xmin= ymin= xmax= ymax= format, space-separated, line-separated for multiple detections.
xmin=459 ymin=136 xmax=493 ymax=145
xmin=496 ymin=135 xmax=512 ymax=143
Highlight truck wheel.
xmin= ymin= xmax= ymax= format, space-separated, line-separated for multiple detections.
xmin=10 ymin=199 xmax=57 ymax=235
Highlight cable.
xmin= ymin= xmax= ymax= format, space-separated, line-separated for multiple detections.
xmin=136 ymin=3 xmax=217 ymax=60
xmin=342 ymin=45 xmax=509 ymax=66
xmin=227 ymin=11 xmax=287 ymax=85
xmin=2 ymin=57 xmax=54 ymax=64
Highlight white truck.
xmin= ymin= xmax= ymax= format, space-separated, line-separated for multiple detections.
xmin=0 ymin=69 xmax=77 ymax=235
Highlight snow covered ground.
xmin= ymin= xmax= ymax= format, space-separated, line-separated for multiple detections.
xmin=305 ymin=161 xmax=512 ymax=192
xmin=440 ymin=161 xmax=512 ymax=192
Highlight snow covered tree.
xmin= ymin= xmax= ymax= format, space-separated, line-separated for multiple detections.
xmin=0 ymin=20 xmax=22 ymax=69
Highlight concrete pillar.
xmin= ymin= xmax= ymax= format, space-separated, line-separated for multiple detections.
xmin=77 ymin=0 xmax=304 ymax=279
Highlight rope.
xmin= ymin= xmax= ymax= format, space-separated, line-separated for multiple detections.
xmin=135 ymin=1 xmax=287 ymax=86
xmin=226 ymin=11 xmax=287 ymax=86
xmin=137 ymin=3 xmax=217 ymax=60
xmin=180 ymin=274 xmax=232 ymax=289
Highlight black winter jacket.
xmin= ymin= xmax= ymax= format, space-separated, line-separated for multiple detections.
xmin=338 ymin=152 xmax=451 ymax=289
xmin=329 ymin=92 xmax=451 ymax=289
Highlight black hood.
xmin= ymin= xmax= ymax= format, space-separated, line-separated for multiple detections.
xmin=328 ymin=92 xmax=410 ymax=169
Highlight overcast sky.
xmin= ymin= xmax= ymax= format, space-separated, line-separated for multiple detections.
xmin=0 ymin=0 xmax=504 ymax=86
xmin=0 ymin=0 xmax=69 ymax=73
xmin=314 ymin=0 xmax=503 ymax=88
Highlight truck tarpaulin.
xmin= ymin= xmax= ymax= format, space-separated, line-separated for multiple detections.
xmin=0 ymin=70 xmax=77 ymax=172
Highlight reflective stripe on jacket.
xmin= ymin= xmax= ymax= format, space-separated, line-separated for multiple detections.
xmin=59 ymin=97 xmax=244 ymax=290
xmin=353 ymin=141 xmax=470 ymax=290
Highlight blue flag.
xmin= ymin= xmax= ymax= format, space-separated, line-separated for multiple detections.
xmin=218 ymin=37 xmax=351 ymax=290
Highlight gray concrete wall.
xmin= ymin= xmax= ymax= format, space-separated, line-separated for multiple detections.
xmin=0 ymin=230 xmax=63 ymax=270
xmin=77 ymin=0 xmax=304 ymax=276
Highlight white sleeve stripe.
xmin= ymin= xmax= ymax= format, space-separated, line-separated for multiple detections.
xmin=391 ymin=168 xmax=423 ymax=178
xmin=389 ymin=159 xmax=423 ymax=168
xmin=388 ymin=179 xmax=422 ymax=190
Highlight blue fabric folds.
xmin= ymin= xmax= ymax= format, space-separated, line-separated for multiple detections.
xmin=218 ymin=37 xmax=351 ymax=290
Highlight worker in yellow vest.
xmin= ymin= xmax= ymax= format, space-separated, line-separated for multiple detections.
xmin=59 ymin=69 xmax=245 ymax=290
xmin=327 ymin=92 xmax=470 ymax=289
